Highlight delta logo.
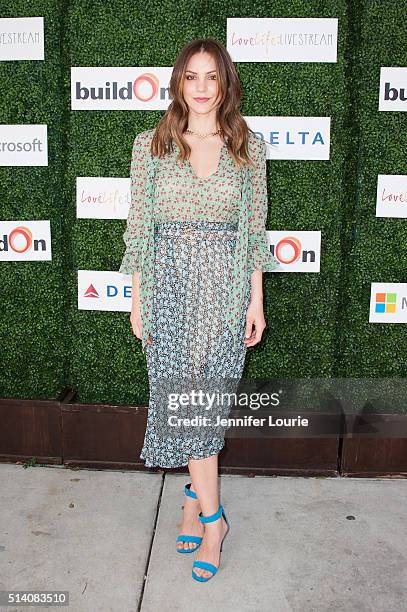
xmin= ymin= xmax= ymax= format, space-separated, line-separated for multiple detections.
xmin=81 ymin=281 xmax=129 ymax=300
xmin=84 ymin=284 xmax=99 ymax=299
xmin=375 ymin=292 xmax=396 ymax=314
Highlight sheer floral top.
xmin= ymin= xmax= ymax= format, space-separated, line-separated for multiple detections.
xmin=119 ymin=128 xmax=281 ymax=353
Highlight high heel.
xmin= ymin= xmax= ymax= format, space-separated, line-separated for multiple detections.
xmin=191 ymin=504 xmax=230 ymax=582
xmin=176 ymin=483 xmax=203 ymax=554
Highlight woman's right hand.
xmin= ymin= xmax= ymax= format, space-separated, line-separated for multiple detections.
xmin=130 ymin=272 xmax=143 ymax=341
xmin=130 ymin=305 xmax=143 ymax=340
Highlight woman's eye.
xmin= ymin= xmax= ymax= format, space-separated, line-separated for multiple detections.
xmin=185 ymin=75 xmax=217 ymax=80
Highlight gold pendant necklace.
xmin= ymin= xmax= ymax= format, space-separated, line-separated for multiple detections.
xmin=185 ymin=128 xmax=223 ymax=140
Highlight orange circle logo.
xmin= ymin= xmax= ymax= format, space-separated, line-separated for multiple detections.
xmin=133 ymin=73 xmax=159 ymax=102
xmin=9 ymin=226 xmax=33 ymax=253
xmin=275 ymin=236 xmax=302 ymax=264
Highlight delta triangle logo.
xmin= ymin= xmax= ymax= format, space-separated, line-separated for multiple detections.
xmin=84 ymin=283 xmax=99 ymax=298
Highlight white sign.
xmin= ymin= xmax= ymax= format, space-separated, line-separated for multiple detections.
xmin=379 ymin=67 xmax=407 ymax=112
xmin=376 ymin=174 xmax=407 ymax=218
xmin=369 ymin=283 xmax=407 ymax=323
xmin=245 ymin=116 xmax=331 ymax=160
xmin=71 ymin=67 xmax=173 ymax=110
xmin=227 ymin=18 xmax=338 ymax=62
xmin=266 ymin=230 xmax=321 ymax=272
xmin=78 ymin=270 xmax=132 ymax=311
xmin=0 ymin=124 xmax=48 ymax=166
xmin=0 ymin=220 xmax=51 ymax=261
xmin=0 ymin=17 xmax=44 ymax=61
xmin=76 ymin=177 xmax=130 ymax=219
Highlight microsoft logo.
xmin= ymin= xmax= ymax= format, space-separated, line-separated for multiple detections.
xmin=375 ymin=292 xmax=397 ymax=314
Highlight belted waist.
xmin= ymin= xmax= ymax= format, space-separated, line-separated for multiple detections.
xmin=154 ymin=220 xmax=238 ymax=240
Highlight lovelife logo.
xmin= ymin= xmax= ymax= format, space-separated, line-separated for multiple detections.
xmin=375 ymin=292 xmax=397 ymax=314
xmin=375 ymin=174 xmax=407 ymax=218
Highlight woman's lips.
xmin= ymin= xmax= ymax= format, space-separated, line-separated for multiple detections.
xmin=194 ymin=97 xmax=210 ymax=102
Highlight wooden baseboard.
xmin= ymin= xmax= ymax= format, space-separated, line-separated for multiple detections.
xmin=1 ymin=397 xmax=406 ymax=476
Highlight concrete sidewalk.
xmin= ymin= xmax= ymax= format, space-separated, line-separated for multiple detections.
xmin=0 ymin=463 xmax=406 ymax=611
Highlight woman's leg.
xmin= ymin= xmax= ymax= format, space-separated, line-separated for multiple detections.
xmin=176 ymin=478 xmax=204 ymax=552
xmin=188 ymin=453 xmax=229 ymax=579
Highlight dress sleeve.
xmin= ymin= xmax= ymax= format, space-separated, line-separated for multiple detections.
xmin=119 ymin=131 xmax=152 ymax=274
xmin=247 ymin=134 xmax=281 ymax=273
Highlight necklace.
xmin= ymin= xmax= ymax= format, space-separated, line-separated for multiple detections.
xmin=185 ymin=128 xmax=223 ymax=140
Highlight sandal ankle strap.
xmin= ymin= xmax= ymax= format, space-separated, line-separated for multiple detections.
xmin=184 ymin=483 xmax=198 ymax=500
xmin=199 ymin=504 xmax=223 ymax=523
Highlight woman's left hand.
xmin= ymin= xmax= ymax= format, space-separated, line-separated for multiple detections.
xmin=244 ymin=300 xmax=266 ymax=347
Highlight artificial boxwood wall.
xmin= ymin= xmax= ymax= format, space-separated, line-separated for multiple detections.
xmin=0 ymin=0 xmax=405 ymax=406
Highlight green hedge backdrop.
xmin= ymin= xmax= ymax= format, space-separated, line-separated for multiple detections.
xmin=1 ymin=1 xmax=406 ymax=406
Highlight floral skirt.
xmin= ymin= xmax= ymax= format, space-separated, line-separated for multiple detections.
xmin=140 ymin=220 xmax=250 ymax=468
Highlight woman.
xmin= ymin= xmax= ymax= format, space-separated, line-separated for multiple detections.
xmin=119 ymin=38 xmax=280 ymax=582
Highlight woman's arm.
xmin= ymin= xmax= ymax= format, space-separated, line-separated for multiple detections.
xmin=244 ymin=135 xmax=280 ymax=347
xmin=130 ymin=271 xmax=143 ymax=341
xmin=119 ymin=131 xmax=152 ymax=341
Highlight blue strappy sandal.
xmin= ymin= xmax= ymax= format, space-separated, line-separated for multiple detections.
xmin=191 ymin=504 xmax=230 ymax=582
xmin=176 ymin=483 xmax=203 ymax=554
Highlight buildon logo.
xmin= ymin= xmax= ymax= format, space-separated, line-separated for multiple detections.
xmin=1 ymin=225 xmax=46 ymax=253
xmin=75 ymin=73 xmax=160 ymax=102
xmin=272 ymin=235 xmax=317 ymax=265
xmin=0 ymin=220 xmax=51 ymax=261
xmin=274 ymin=236 xmax=304 ymax=264
xmin=375 ymin=292 xmax=397 ymax=314
xmin=71 ymin=67 xmax=172 ymax=110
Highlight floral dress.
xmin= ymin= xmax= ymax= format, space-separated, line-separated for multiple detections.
xmin=119 ymin=128 xmax=280 ymax=468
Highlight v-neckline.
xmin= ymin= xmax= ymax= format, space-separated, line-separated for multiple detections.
xmin=175 ymin=140 xmax=227 ymax=181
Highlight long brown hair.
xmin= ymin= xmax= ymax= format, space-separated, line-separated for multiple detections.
xmin=150 ymin=38 xmax=258 ymax=170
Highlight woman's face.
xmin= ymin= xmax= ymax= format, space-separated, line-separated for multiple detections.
xmin=182 ymin=51 xmax=221 ymax=115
